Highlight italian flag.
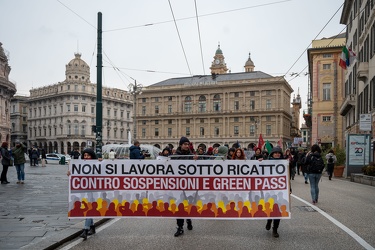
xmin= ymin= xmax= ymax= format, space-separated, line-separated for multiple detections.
xmin=339 ymin=46 xmax=356 ymax=70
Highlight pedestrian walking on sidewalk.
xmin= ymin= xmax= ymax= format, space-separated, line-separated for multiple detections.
xmin=325 ymin=149 xmax=337 ymax=180
xmin=12 ymin=140 xmax=26 ymax=184
xmin=41 ymin=149 xmax=47 ymax=167
xmin=1 ymin=142 xmax=11 ymax=184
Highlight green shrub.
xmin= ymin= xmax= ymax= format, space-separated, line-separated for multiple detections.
xmin=363 ymin=162 xmax=375 ymax=176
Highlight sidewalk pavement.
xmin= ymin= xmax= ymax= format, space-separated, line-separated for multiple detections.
xmin=0 ymin=162 xmax=105 ymax=250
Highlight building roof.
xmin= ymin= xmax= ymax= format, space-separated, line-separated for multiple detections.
xmin=149 ymin=71 xmax=275 ymax=87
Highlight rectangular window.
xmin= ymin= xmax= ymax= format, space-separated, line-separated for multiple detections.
xmin=266 ymin=100 xmax=272 ymax=110
xmin=322 ymin=116 xmax=331 ymax=122
xmin=74 ymin=85 xmax=78 ymax=91
xmin=168 ymin=105 xmax=172 ymax=113
xmin=142 ymin=128 xmax=146 ymax=137
xmin=200 ymin=127 xmax=205 ymax=136
xmin=127 ymin=112 xmax=130 ymax=119
xmin=266 ymin=116 xmax=271 ymax=121
xmin=155 ymin=120 xmax=159 ymax=125
xmin=121 ymin=111 xmax=124 ymax=118
xmin=142 ymin=98 xmax=146 ymax=103
xmin=234 ymin=126 xmax=239 ymax=135
xmin=250 ymin=125 xmax=255 ymax=136
xmin=155 ymin=97 xmax=159 ymax=102
xmin=214 ymin=127 xmax=219 ymax=136
xmin=67 ymin=104 xmax=70 ymax=112
xmin=142 ymin=120 xmax=147 ymax=125
xmin=323 ymin=53 xmax=332 ymax=58
xmin=266 ymin=90 xmax=272 ymax=95
xmin=186 ymin=127 xmax=190 ymax=136
xmin=200 ymin=119 xmax=204 ymax=123
xmin=74 ymin=95 xmax=78 ymax=100
xmin=250 ymin=91 xmax=255 ymax=96
xmin=155 ymin=105 xmax=159 ymax=114
xmin=81 ymin=125 xmax=85 ymax=136
xmin=74 ymin=105 xmax=78 ymax=112
xmin=168 ymin=128 xmax=172 ymax=137
xmin=250 ymin=116 xmax=256 ymax=122
xmin=142 ymin=106 xmax=146 ymax=115
xmin=91 ymin=106 xmax=95 ymax=114
xmin=250 ymin=100 xmax=255 ymax=110
xmin=323 ymin=64 xmax=331 ymax=70
xmin=234 ymin=101 xmax=239 ymax=110
xmin=107 ymin=109 xmax=110 ymax=116
xmin=114 ymin=110 xmax=117 ymax=117
xmin=186 ymin=119 xmax=190 ymax=124
xmin=234 ymin=117 xmax=239 ymax=122
xmin=82 ymin=106 xmax=86 ymax=112
xmin=168 ymin=119 xmax=172 ymax=124
xmin=323 ymin=83 xmax=331 ymax=101
xmin=234 ymin=92 xmax=239 ymax=97
xmin=215 ymin=118 xmax=219 ymax=123
xmin=155 ymin=128 xmax=159 ymax=136
xmin=266 ymin=125 xmax=271 ymax=136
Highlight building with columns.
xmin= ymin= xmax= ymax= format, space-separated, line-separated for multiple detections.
xmin=136 ymin=46 xmax=298 ymax=150
xmin=0 ymin=42 xmax=16 ymax=145
xmin=26 ymin=53 xmax=133 ymax=154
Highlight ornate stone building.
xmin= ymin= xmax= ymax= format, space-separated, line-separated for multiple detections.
xmin=307 ymin=34 xmax=346 ymax=149
xmin=10 ymin=95 xmax=28 ymax=147
xmin=0 ymin=42 xmax=17 ymax=145
xmin=136 ymin=46 xmax=298 ymax=150
xmin=27 ymin=53 xmax=133 ymax=154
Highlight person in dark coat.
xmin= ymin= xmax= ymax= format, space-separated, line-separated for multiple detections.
xmin=172 ymin=136 xmax=198 ymax=237
xmin=31 ymin=147 xmax=40 ymax=166
xmin=1 ymin=142 xmax=11 ymax=184
xmin=12 ymin=140 xmax=26 ymax=184
xmin=263 ymin=146 xmax=292 ymax=238
xmin=129 ymin=140 xmax=145 ymax=159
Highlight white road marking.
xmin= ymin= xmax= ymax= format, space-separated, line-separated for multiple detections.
xmin=59 ymin=218 xmax=121 ymax=250
xmin=292 ymin=194 xmax=375 ymax=250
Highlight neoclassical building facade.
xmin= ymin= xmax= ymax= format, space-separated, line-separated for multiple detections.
xmin=0 ymin=42 xmax=17 ymax=145
xmin=27 ymin=53 xmax=133 ymax=154
xmin=136 ymin=46 xmax=297 ymax=150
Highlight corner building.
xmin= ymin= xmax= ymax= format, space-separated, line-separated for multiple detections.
xmin=27 ymin=53 xmax=133 ymax=154
xmin=137 ymin=46 xmax=296 ymax=149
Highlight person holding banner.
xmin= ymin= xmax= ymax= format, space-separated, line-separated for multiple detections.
xmin=172 ymin=136 xmax=198 ymax=237
xmin=264 ymin=146 xmax=291 ymax=238
xmin=67 ymin=148 xmax=99 ymax=240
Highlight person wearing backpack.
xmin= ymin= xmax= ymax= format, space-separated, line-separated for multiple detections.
xmin=304 ymin=144 xmax=324 ymax=205
xmin=325 ymin=149 xmax=337 ymax=180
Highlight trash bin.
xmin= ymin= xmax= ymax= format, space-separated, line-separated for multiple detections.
xmin=59 ymin=156 xmax=66 ymax=165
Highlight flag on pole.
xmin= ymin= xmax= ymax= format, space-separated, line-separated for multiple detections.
xmin=265 ymin=140 xmax=273 ymax=153
xmin=277 ymin=137 xmax=282 ymax=148
xmin=258 ymin=134 xmax=264 ymax=149
xmin=339 ymin=46 xmax=356 ymax=70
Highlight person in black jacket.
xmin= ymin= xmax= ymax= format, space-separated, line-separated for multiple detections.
xmin=304 ymin=144 xmax=324 ymax=204
xmin=1 ymin=142 xmax=11 ymax=184
xmin=129 ymin=140 xmax=145 ymax=159
xmin=172 ymin=136 xmax=198 ymax=237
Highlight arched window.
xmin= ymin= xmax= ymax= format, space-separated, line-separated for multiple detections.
xmin=213 ymin=94 xmax=221 ymax=112
xmin=184 ymin=96 xmax=192 ymax=113
xmin=198 ymin=95 xmax=206 ymax=112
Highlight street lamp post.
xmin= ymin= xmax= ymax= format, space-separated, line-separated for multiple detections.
xmin=128 ymin=80 xmax=143 ymax=142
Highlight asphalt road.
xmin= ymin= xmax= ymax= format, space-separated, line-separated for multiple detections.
xmin=58 ymin=174 xmax=375 ymax=250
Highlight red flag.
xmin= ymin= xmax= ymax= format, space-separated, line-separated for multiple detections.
xmin=277 ymin=137 xmax=282 ymax=148
xmin=258 ymin=134 xmax=264 ymax=149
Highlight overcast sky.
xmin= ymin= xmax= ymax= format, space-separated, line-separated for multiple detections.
xmin=1 ymin=0 xmax=345 ymax=116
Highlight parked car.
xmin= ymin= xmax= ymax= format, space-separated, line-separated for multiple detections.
xmin=45 ymin=153 xmax=71 ymax=164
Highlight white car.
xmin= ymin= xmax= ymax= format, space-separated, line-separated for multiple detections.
xmin=45 ymin=153 xmax=71 ymax=164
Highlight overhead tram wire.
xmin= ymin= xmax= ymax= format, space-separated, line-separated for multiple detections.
xmin=194 ymin=0 xmax=205 ymax=75
xmin=102 ymin=66 xmax=190 ymax=76
xmin=56 ymin=0 xmax=96 ymax=30
xmin=168 ymin=0 xmax=192 ymax=76
xmin=283 ymin=2 xmax=344 ymax=78
xmin=288 ymin=3 xmax=368 ymax=83
xmin=103 ymin=0 xmax=291 ymax=33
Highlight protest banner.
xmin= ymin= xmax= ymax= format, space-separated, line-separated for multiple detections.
xmin=68 ymin=159 xmax=291 ymax=220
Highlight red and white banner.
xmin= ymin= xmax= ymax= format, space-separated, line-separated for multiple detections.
xmin=68 ymin=159 xmax=291 ymax=220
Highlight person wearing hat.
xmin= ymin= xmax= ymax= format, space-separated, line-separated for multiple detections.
xmin=160 ymin=147 xmax=171 ymax=157
xmin=263 ymin=146 xmax=291 ymax=238
xmin=12 ymin=140 xmax=26 ymax=184
xmin=172 ymin=136 xmax=198 ymax=237
xmin=214 ymin=146 xmax=228 ymax=160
